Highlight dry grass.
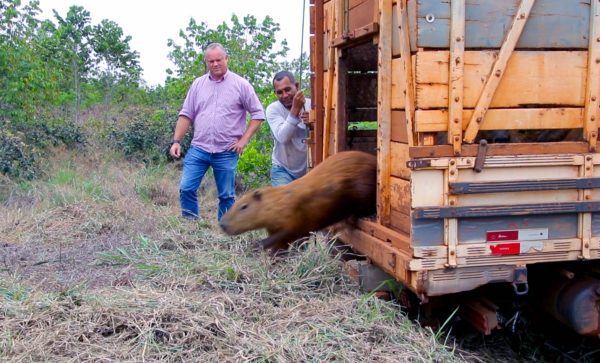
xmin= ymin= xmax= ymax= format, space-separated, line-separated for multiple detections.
xmin=0 ymin=147 xmax=479 ymax=362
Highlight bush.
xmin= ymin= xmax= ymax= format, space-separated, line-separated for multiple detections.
xmin=0 ymin=128 xmax=37 ymax=179
xmin=0 ymin=117 xmax=86 ymax=179
xmin=237 ymin=122 xmax=273 ymax=189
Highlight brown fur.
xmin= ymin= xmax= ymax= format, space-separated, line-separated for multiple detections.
xmin=219 ymin=150 xmax=377 ymax=250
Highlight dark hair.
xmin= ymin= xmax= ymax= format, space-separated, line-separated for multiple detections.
xmin=272 ymin=71 xmax=296 ymax=87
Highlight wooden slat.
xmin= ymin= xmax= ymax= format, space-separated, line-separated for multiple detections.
xmin=463 ymin=0 xmax=536 ymax=143
xmin=584 ymin=0 xmax=600 ymax=151
xmin=416 ymin=51 xmax=587 ymax=109
xmin=340 ymin=227 xmax=411 ymax=282
xmin=377 ymin=0 xmax=393 ymax=226
xmin=391 ymin=141 xmax=411 ymax=180
xmin=356 ymin=219 xmax=412 ymax=254
xmin=448 ymin=0 xmax=465 ymax=155
xmin=391 ymin=57 xmax=406 ymax=109
xmin=390 ymin=177 xmax=411 ymax=212
xmin=416 ymin=0 xmax=591 ymax=49
xmin=409 ymin=142 xmax=590 ymax=159
xmin=390 ymin=208 xmax=411 ymax=236
xmin=313 ymin=0 xmax=325 ymax=165
xmin=348 ymin=0 xmax=377 ymax=31
xmin=391 ymin=110 xmax=408 ymax=143
xmin=416 ymin=108 xmax=584 ymax=133
xmin=396 ymin=0 xmax=416 ymax=146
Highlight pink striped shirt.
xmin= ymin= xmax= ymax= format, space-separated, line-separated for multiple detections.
xmin=179 ymin=71 xmax=265 ymax=153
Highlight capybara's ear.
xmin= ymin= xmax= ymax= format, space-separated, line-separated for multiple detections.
xmin=252 ymin=190 xmax=262 ymax=201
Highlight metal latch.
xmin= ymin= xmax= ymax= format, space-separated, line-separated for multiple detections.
xmin=512 ymin=267 xmax=529 ymax=296
xmin=473 ymin=139 xmax=488 ymax=173
xmin=406 ymin=159 xmax=432 ymax=170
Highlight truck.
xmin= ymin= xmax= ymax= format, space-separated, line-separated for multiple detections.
xmin=307 ymin=0 xmax=600 ymax=336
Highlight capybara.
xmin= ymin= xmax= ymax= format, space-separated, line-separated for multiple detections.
xmin=219 ymin=150 xmax=377 ymax=250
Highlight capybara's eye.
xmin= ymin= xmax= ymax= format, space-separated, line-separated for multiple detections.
xmin=240 ymin=204 xmax=248 ymax=210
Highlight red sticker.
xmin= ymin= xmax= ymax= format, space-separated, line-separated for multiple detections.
xmin=486 ymin=230 xmax=519 ymax=242
xmin=490 ymin=243 xmax=520 ymax=255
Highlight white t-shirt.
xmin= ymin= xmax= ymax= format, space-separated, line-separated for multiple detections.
xmin=265 ymin=99 xmax=311 ymax=178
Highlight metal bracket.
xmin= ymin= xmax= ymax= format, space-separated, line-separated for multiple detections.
xmin=406 ymin=159 xmax=432 ymax=170
xmin=512 ymin=267 xmax=529 ymax=296
xmin=473 ymin=139 xmax=488 ymax=172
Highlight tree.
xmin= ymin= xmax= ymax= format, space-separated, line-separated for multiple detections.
xmin=166 ymin=14 xmax=289 ymax=102
xmin=52 ymin=6 xmax=94 ymax=123
xmin=92 ymin=19 xmax=141 ymax=107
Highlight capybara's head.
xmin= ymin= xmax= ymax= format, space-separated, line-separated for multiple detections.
xmin=220 ymin=187 xmax=269 ymax=235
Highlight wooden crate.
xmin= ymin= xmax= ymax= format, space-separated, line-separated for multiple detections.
xmin=310 ymin=0 xmax=600 ymax=298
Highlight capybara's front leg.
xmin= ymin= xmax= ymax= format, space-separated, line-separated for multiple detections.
xmin=257 ymin=230 xmax=297 ymax=250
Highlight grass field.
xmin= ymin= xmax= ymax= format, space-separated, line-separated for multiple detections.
xmin=0 ymin=147 xmax=483 ymax=362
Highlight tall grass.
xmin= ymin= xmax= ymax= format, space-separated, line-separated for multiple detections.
xmin=0 ymin=146 xmax=471 ymax=362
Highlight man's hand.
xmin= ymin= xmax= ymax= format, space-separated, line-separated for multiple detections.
xmin=300 ymin=110 xmax=309 ymax=124
xmin=229 ymin=138 xmax=249 ymax=154
xmin=170 ymin=143 xmax=182 ymax=158
xmin=290 ymin=90 xmax=305 ymax=117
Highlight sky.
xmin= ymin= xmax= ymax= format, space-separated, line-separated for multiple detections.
xmin=38 ymin=0 xmax=311 ymax=86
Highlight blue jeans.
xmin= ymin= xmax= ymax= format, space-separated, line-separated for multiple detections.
xmin=180 ymin=146 xmax=239 ymax=220
xmin=271 ymin=164 xmax=299 ymax=187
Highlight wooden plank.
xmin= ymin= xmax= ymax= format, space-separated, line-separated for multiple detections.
xmin=416 ymin=51 xmax=587 ymax=109
xmin=341 ymin=227 xmax=411 ymax=282
xmin=416 ymin=108 xmax=584 ymax=133
xmin=391 ymin=110 xmax=408 ymax=143
xmin=390 ymin=208 xmax=411 ymax=236
xmin=584 ymin=0 xmax=600 ymax=151
xmin=391 ymin=57 xmax=406 ymax=109
xmin=377 ymin=0 xmax=393 ymax=226
xmin=463 ymin=0 xmax=536 ymax=143
xmin=396 ymin=0 xmax=416 ymax=146
xmin=391 ymin=141 xmax=411 ymax=180
xmin=449 ymin=0 xmax=465 ymax=155
xmin=348 ymin=0 xmax=377 ymax=31
xmin=323 ymin=31 xmax=337 ymax=160
xmin=409 ymin=142 xmax=590 ymax=158
xmin=416 ymin=0 xmax=591 ymax=49
xmin=357 ymin=219 xmax=412 ymax=254
xmin=313 ymin=0 xmax=325 ymax=165
xmin=390 ymin=177 xmax=411 ymax=212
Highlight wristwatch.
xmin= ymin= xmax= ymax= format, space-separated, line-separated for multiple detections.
xmin=172 ymin=139 xmax=181 ymax=144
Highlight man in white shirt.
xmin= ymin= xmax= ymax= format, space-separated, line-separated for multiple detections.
xmin=266 ymin=71 xmax=311 ymax=186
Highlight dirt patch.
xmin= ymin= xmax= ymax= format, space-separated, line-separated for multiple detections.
xmin=0 ymin=231 xmax=136 ymax=291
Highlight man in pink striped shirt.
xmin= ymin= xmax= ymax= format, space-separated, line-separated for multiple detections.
xmin=170 ymin=43 xmax=265 ymax=221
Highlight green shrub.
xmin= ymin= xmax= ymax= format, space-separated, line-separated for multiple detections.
xmin=0 ymin=128 xmax=38 ymax=179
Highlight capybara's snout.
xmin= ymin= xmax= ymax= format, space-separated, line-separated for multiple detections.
xmin=219 ymin=220 xmax=231 ymax=235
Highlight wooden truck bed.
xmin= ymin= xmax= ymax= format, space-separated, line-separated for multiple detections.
xmin=308 ymin=0 xmax=600 ymax=301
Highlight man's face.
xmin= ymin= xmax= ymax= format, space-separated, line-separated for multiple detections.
xmin=273 ymin=76 xmax=298 ymax=109
xmin=205 ymin=48 xmax=229 ymax=80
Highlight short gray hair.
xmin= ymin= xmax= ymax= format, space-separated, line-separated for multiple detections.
xmin=204 ymin=43 xmax=228 ymax=59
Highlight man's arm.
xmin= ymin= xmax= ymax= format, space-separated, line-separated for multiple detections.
xmin=169 ymin=115 xmax=192 ymax=158
xmin=229 ymin=119 xmax=262 ymax=154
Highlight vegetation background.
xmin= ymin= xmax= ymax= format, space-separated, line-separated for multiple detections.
xmin=1 ymin=1 xmax=597 ymax=362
